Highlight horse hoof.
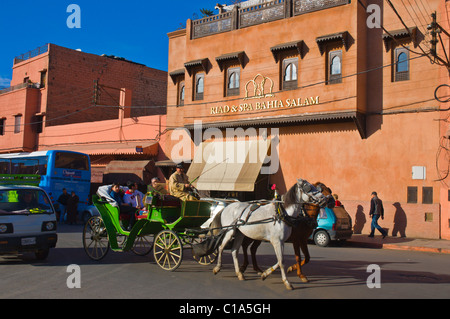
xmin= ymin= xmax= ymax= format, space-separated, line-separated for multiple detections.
xmin=213 ymin=267 xmax=220 ymax=275
xmin=300 ymin=276 xmax=309 ymax=283
xmin=284 ymin=281 xmax=294 ymax=290
xmin=237 ymin=273 xmax=245 ymax=281
xmin=287 ymin=266 xmax=293 ymax=273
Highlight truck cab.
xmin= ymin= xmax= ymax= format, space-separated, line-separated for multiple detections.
xmin=0 ymin=186 xmax=57 ymax=260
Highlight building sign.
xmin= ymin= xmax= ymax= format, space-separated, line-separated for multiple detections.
xmin=210 ymin=74 xmax=320 ymax=115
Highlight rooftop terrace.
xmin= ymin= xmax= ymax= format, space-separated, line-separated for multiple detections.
xmin=13 ymin=44 xmax=49 ymax=65
xmin=192 ymin=0 xmax=350 ymax=39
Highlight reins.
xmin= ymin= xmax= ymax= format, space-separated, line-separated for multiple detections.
xmin=199 ymin=200 xmax=316 ymax=234
xmin=275 ymin=202 xmax=318 ymax=228
xmin=191 ymin=184 xmax=324 ymax=235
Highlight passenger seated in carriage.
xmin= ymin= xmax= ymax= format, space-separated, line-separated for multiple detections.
xmin=168 ymin=163 xmax=197 ymax=201
xmin=149 ymin=177 xmax=168 ymax=196
xmin=110 ymin=183 xmax=137 ymax=230
xmin=124 ymin=181 xmax=144 ymax=210
xmin=147 ymin=177 xmax=182 ymax=208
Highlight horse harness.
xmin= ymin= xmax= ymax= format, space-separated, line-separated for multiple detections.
xmin=275 ymin=202 xmax=318 ymax=228
xmin=234 ymin=201 xmax=317 ymax=229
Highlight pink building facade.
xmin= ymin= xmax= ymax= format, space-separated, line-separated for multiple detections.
xmin=0 ymin=44 xmax=168 ymax=185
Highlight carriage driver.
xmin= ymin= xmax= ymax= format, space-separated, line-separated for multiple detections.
xmin=168 ymin=163 xmax=197 ymax=201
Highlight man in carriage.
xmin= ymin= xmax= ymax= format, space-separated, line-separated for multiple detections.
xmin=148 ymin=177 xmax=168 ymax=196
xmin=168 ymin=163 xmax=197 ymax=201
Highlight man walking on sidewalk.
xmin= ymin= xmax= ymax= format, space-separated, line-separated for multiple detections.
xmin=369 ymin=192 xmax=388 ymax=239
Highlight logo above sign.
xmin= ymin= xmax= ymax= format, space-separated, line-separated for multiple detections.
xmin=244 ymin=74 xmax=275 ymax=100
xmin=209 ymin=73 xmax=320 ymax=115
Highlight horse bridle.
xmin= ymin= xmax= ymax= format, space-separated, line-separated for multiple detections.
xmin=296 ymin=180 xmax=323 ymax=206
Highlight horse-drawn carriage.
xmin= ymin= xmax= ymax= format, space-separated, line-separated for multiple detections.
xmin=83 ymin=185 xmax=219 ymax=270
xmin=84 ymin=180 xmax=336 ymax=290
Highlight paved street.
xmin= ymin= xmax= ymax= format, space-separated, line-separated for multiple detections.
xmin=1 ymin=224 xmax=450 ymax=300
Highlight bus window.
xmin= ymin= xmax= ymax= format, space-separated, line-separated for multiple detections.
xmin=0 ymin=160 xmax=9 ymax=174
xmin=54 ymin=152 xmax=89 ymax=171
xmin=10 ymin=159 xmax=44 ymax=175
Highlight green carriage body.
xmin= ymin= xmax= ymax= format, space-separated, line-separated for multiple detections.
xmin=86 ymin=193 xmax=213 ymax=264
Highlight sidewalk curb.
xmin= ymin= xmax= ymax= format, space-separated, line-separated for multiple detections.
xmin=382 ymin=244 xmax=450 ymax=254
xmin=347 ymin=239 xmax=450 ymax=254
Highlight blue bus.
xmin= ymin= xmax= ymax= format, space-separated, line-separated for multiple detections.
xmin=0 ymin=151 xmax=91 ymax=215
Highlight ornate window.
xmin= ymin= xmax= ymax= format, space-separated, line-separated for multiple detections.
xmin=395 ymin=48 xmax=410 ymax=82
xmin=195 ymin=73 xmax=204 ymax=101
xmin=282 ymin=58 xmax=298 ymax=90
xmin=227 ymin=67 xmax=240 ymax=96
xmin=328 ymin=50 xmax=342 ymax=84
xmin=178 ymin=81 xmax=185 ymax=106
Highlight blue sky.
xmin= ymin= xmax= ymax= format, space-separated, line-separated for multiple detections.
xmin=0 ymin=0 xmax=226 ymax=87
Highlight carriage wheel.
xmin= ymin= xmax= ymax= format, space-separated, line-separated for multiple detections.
xmin=83 ymin=216 xmax=110 ymax=261
xmin=153 ymin=230 xmax=183 ymax=271
xmin=132 ymin=234 xmax=154 ymax=256
xmin=190 ymin=237 xmax=218 ymax=265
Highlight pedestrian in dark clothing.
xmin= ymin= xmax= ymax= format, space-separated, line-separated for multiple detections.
xmin=368 ymin=192 xmax=387 ymax=238
xmin=57 ymin=188 xmax=70 ymax=223
xmin=67 ymin=191 xmax=79 ymax=225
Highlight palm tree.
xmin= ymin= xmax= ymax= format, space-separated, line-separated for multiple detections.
xmin=200 ymin=8 xmax=214 ymax=17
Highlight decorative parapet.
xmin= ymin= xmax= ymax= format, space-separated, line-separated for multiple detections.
xmin=239 ymin=0 xmax=286 ymax=29
xmin=293 ymin=0 xmax=350 ymax=15
xmin=191 ymin=11 xmax=234 ymax=39
xmin=190 ymin=0 xmax=350 ymax=39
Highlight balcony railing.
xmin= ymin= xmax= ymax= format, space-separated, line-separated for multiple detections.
xmin=13 ymin=44 xmax=49 ymax=65
xmin=0 ymin=82 xmax=40 ymax=96
xmin=191 ymin=0 xmax=350 ymax=39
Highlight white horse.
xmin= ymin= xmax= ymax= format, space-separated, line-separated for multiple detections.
xmin=212 ymin=179 xmax=332 ymax=290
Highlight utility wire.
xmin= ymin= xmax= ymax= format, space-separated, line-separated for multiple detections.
xmin=1 ymin=52 xmax=431 ymax=132
xmin=3 ymin=1 xmax=448 ymax=130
